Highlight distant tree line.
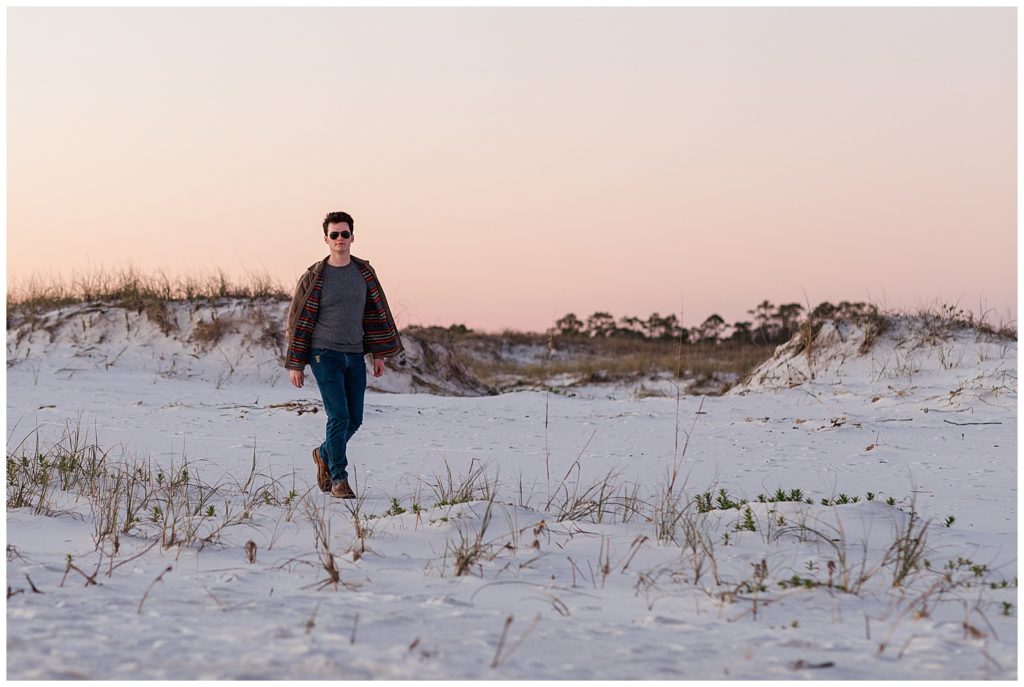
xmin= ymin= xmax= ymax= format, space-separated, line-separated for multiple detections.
xmin=554 ymin=300 xmax=879 ymax=345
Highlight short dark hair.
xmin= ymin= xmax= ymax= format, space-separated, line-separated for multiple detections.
xmin=322 ymin=211 xmax=354 ymax=234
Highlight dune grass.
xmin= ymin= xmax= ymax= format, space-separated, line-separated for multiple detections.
xmin=410 ymin=327 xmax=777 ymax=393
xmin=7 ymin=266 xmax=290 ymax=314
xmin=410 ymin=300 xmax=1016 ymax=395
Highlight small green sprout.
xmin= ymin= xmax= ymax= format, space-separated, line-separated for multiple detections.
xmin=695 ymin=492 xmax=713 ymax=513
xmin=384 ymin=498 xmax=407 ymax=516
xmin=735 ymin=507 xmax=756 ymax=532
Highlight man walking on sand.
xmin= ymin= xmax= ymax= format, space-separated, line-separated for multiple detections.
xmin=284 ymin=211 xmax=404 ymax=498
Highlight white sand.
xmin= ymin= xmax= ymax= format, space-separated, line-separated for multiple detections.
xmin=6 ymin=304 xmax=1016 ymax=679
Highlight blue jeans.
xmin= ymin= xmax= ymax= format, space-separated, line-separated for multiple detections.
xmin=310 ymin=349 xmax=366 ymax=482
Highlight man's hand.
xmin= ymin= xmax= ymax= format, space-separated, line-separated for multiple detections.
xmin=372 ymin=358 xmax=385 ymax=378
xmin=289 ymin=369 xmax=304 ymax=388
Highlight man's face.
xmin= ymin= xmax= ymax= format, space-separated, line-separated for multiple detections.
xmin=324 ymin=221 xmax=354 ymax=251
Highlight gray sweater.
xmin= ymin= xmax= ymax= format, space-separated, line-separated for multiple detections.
xmin=310 ymin=262 xmax=368 ymax=353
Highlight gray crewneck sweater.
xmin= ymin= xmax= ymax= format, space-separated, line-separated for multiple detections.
xmin=310 ymin=262 xmax=368 ymax=353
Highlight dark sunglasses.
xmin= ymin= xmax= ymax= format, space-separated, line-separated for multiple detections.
xmin=328 ymin=230 xmax=352 ymax=240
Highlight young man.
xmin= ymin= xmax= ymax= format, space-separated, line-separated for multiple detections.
xmin=284 ymin=211 xmax=404 ymax=498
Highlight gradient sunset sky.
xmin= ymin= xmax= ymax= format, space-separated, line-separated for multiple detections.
xmin=7 ymin=7 xmax=1017 ymax=332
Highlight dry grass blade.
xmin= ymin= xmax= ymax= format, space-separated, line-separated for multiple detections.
xmin=137 ymin=565 xmax=173 ymax=614
xmin=302 ymin=495 xmax=342 ymax=590
xmin=429 ymin=457 xmax=494 ymax=507
xmin=448 ymin=491 xmax=498 ymax=577
xmin=543 ymin=429 xmax=597 ymax=513
xmin=490 ymin=613 xmax=542 ymax=669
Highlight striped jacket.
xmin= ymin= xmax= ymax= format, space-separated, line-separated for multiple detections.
xmin=284 ymin=255 xmax=404 ymax=371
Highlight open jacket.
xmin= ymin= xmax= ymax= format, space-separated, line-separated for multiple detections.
xmin=284 ymin=255 xmax=404 ymax=371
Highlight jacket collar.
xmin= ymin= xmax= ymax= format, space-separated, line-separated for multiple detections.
xmin=308 ymin=254 xmax=368 ymax=274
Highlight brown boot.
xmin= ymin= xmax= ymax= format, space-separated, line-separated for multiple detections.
xmin=312 ymin=448 xmax=331 ymax=493
xmin=331 ymin=480 xmax=356 ymax=499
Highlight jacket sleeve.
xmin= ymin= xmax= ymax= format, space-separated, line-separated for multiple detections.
xmin=283 ymin=272 xmax=310 ymax=370
xmin=362 ymin=263 xmax=404 ymax=359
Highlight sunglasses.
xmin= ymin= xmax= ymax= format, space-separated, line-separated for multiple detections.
xmin=328 ymin=230 xmax=352 ymax=240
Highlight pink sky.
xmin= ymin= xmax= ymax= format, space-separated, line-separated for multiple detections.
xmin=7 ymin=7 xmax=1017 ymax=332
